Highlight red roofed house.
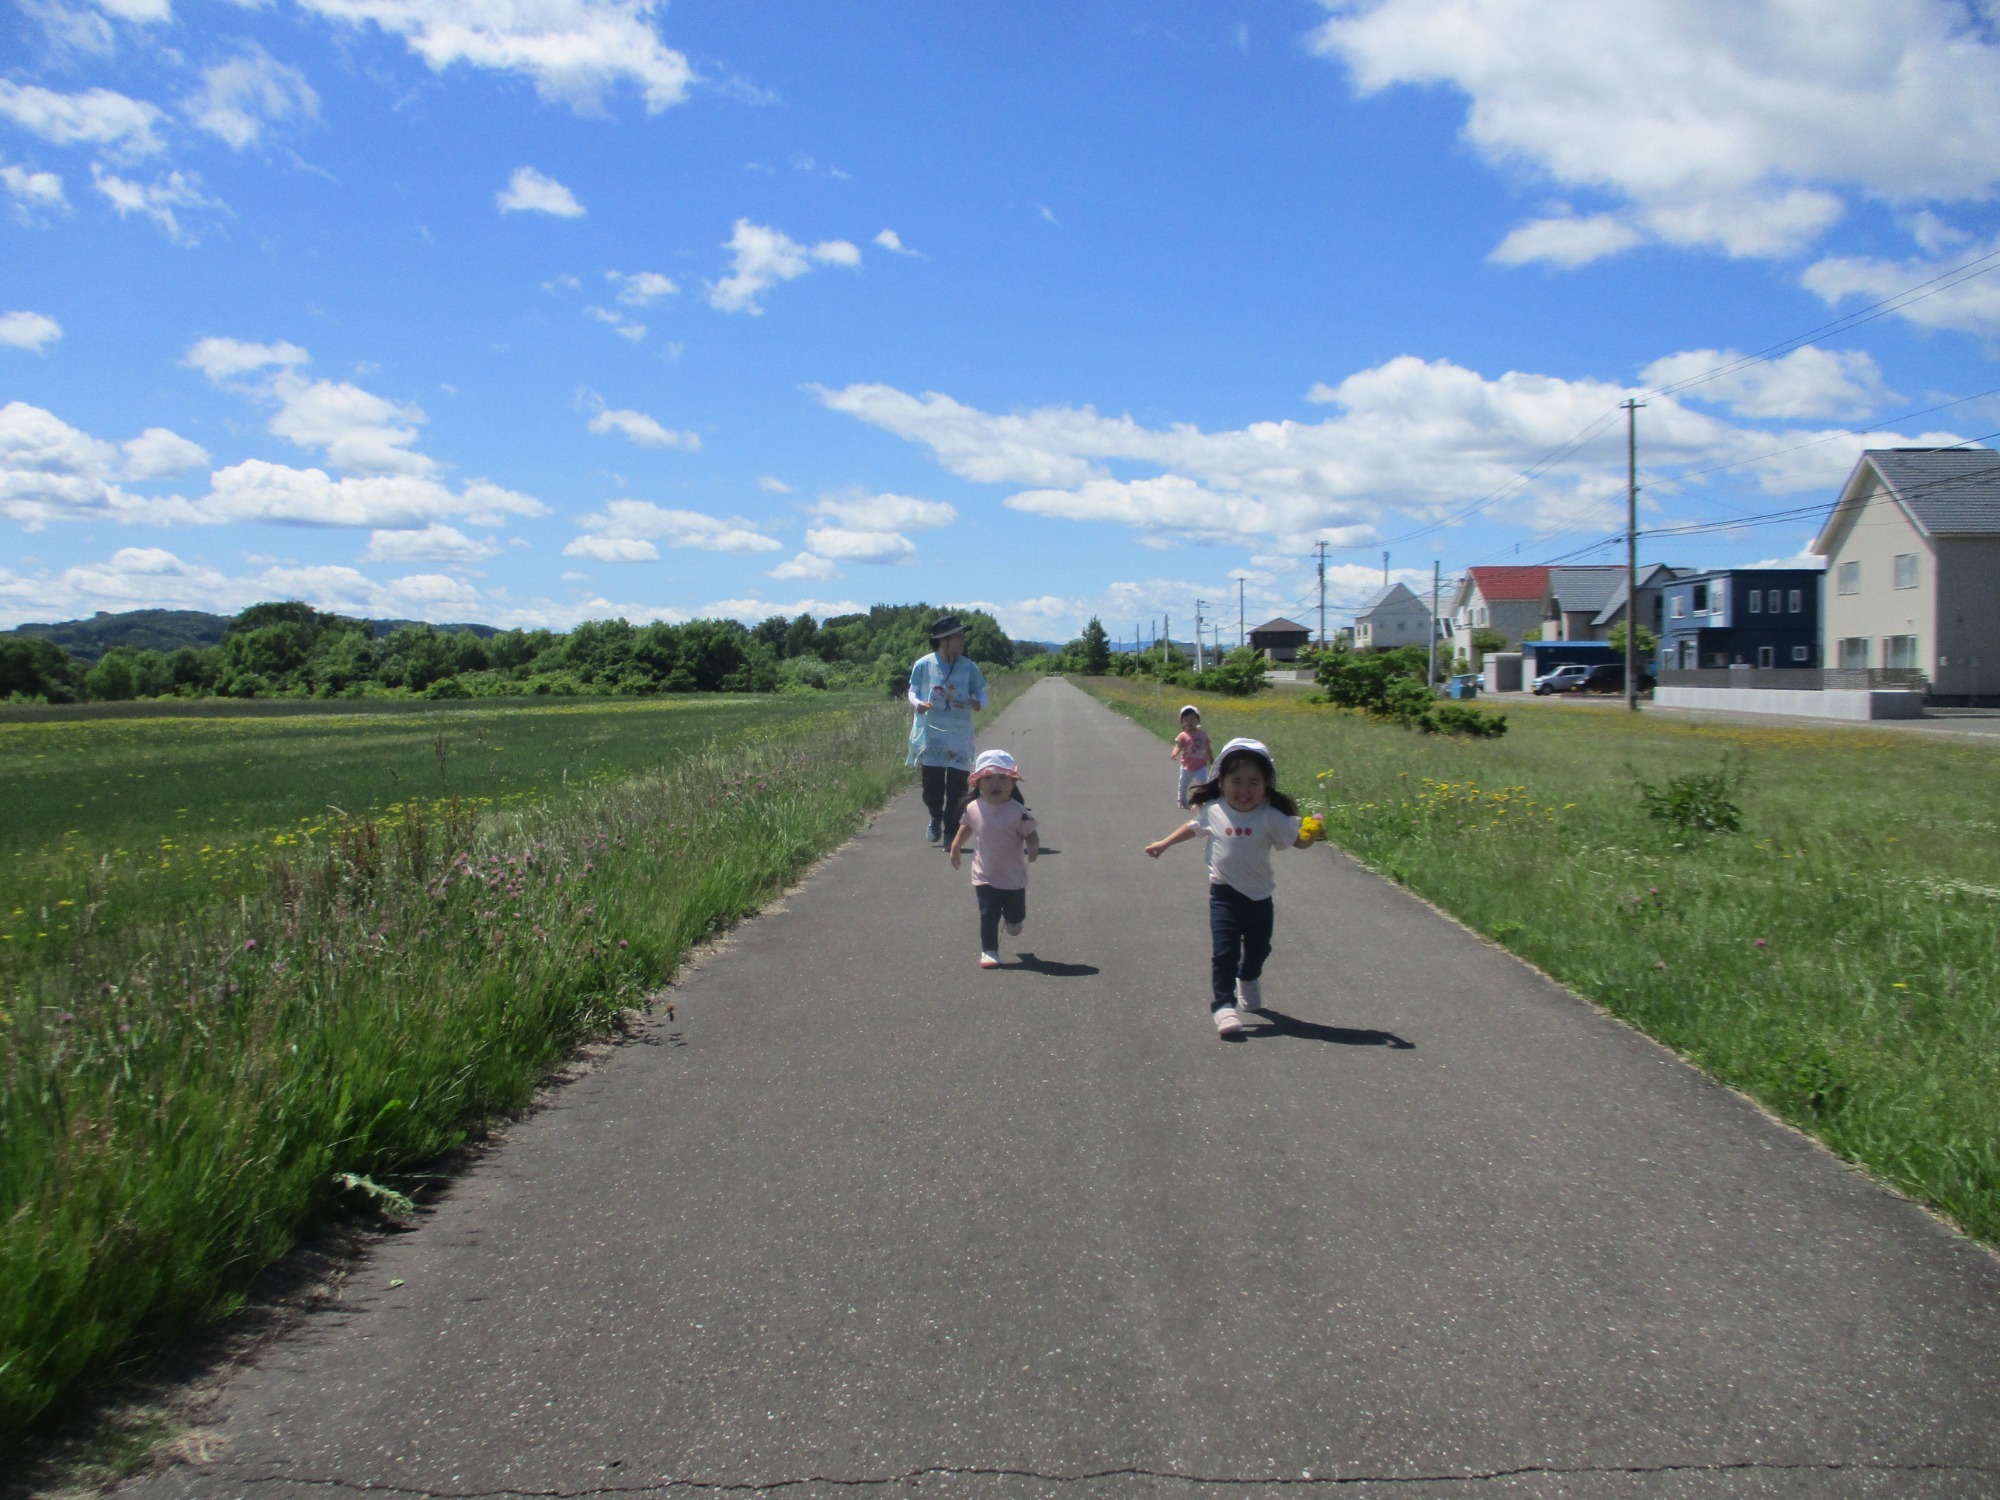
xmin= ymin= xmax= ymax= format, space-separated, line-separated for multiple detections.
xmin=1448 ymin=566 xmax=1550 ymax=651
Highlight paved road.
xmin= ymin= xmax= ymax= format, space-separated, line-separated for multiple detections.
xmin=123 ymin=678 xmax=2000 ymax=1498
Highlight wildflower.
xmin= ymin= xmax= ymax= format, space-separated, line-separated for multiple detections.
xmin=58 ymin=1011 xmax=75 ymax=1024
xmin=244 ymin=938 xmax=258 ymax=952
xmin=1654 ymin=960 xmax=1667 ymax=970
xmin=617 ymin=938 xmax=629 ymax=949
xmin=1753 ymin=938 xmax=1767 ymax=948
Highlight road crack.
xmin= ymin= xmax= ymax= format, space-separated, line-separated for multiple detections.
xmin=228 ymin=1457 xmax=2000 ymax=1495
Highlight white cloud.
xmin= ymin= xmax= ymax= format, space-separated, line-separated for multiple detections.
xmin=757 ymin=475 xmax=791 ymax=493
xmin=293 ymin=0 xmax=695 ymax=114
xmin=91 ymin=0 xmax=171 ymax=20
xmin=562 ymin=534 xmax=658 ymax=562
xmin=183 ymin=336 xmax=310 ymax=381
xmin=1 ymin=165 xmax=66 ymax=219
xmin=586 ymin=405 xmax=699 ymax=449
xmin=91 ymin=166 xmax=218 ymax=243
xmin=198 ymin=460 xmax=545 ymax=527
xmin=1311 ymin=0 xmax=2000 ymax=262
xmin=800 ymin=526 xmax=914 ymax=563
xmin=810 ymin=490 xmax=956 ymax=531
xmin=0 ymin=311 xmax=62 ymax=352
xmin=1803 ymin=237 xmax=2000 ymax=337
xmin=1489 ymin=210 xmax=1644 ymax=268
xmin=497 ymin=165 xmax=584 ymax=216
xmin=1640 ymin=345 xmax=1892 ymax=421
xmin=583 ymin=304 xmax=645 ymax=340
xmin=0 ymin=82 xmax=164 ymax=158
xmin=819 ymin=353 xmax=1973 ymax=551
xmin=608 ymin=269 xmax=676 ymax=304
xmin=709 ymin=219 xmax=861 ymax=313
xmin=702 ymin=595 xmax=861 ymax=623
xmin=872 ymin=228 xmax=919 ymax=255
xmin=120 ymin=426 xmax=208 ymax=478
xmin=360 ymin=523 xmax=500 ymax=563
xmin=570 ymin=498 xmax=783 ymax=555
xmin=766 ymin=551 xmax=839 ymax=580
xmin=185 ymin=46 xmax=318 ymax=149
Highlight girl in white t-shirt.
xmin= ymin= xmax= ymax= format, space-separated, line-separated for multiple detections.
xmin=1145 ymin=737 xmax=1319 ymax=1037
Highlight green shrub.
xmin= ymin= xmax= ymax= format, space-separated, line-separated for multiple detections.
xmin=1637 ymin=761 xmax=1745 ymax=833
xmin=1430 ymin=703 xmax=1508 ymax=738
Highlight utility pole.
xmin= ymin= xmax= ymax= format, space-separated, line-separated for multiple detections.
xmin=1623 ymin=397 xmax=1646 ymax=713
xmin=1315 ymin=540 xmax=1329 ymax=649
xmin=1382 ymin=550 xmax=1390 ymax=588
xmin=1194 ymin=599 xmax=1207 ymax=671
xmin=1429 ymin=560 xmax=1441 ymax=690
xmin=1238 ymin=578 xmax=1245 ymax=650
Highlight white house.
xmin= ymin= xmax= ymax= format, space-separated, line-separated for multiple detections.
xmin=1812 ymin=448 xmax=2000 ymax=702
xmin=1353 ymin=582 xmax=1436 ymax=651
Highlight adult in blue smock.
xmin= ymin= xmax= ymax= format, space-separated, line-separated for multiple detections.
xmin=908 ymin=614 xmax=988 ymax=845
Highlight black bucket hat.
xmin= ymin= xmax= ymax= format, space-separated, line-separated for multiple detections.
xmin=929 ymin=613 xmax=966 ymax=641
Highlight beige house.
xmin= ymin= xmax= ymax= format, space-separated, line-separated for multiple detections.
xmin=1353 ymin=582 xmax=1436 ymax=650
xmin=1812 ymin=448 xmax=2000 ymax=701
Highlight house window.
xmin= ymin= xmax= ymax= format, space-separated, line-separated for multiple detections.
xmin=1792 ymin=645 xmax=1810 ymax=662
xmin=1692 ymin=583 xmax=1709 ymax=612
xmin=1768 ymin=589 xmax=1782 ymax=613
xmin=1885 ymin=635 xmax=1919 ymax=669
xmin=1748 ymin=590 xmax=1762 ymax=613
xmin=1838 ymin=637 xmax=1870 ymax=668
xmin=1670 ymin=596 xmax=1686 ymax=618
xmin=1757 ymin=646 xmax=1775 ymax=668
xmin=1788 ymin=589 xmax=1802 ymax=613
xmin=1894 ymin=553 xmax=1919 ymax=590
xmin=1838 ymin=561 xmax=1860 ymax=595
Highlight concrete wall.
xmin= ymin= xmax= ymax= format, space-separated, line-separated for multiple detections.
xmin=1933 ymin=536 xmax=2000 ymax=698
xmin=1482 ymin=653 xmax=1523 ymax=693
xmin=1654 ymin=686 xmax=1925 ymax=720
xmin=1821 ymin=485 xmax=1933 ymax=672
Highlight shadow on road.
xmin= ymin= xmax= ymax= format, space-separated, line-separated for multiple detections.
xmin=1010 ymin=951 xmax=1099 ymax=978
xmin=1242 ymin=1008 xmax=1414 ymax=1048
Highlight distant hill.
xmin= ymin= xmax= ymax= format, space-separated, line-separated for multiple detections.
xmin=4 ymin=609 xmax=500 ymax=663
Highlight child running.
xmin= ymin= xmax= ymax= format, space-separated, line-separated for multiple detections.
xmin=1145 ymin=737 xmax=1318 ymax=1037
xmin=948 ymin=749 xmax=1040 ymax=969
xmin=1170 ymin=704 xmax=1213 ymax=807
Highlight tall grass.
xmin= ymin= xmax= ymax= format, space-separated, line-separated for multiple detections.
xmin=1085 ymin=679 xmax=2000 ymax=1247
xmin=0 ymin=695 xmax=934 ymax=1444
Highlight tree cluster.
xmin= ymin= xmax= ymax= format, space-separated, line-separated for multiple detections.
xmin=1 ymin=601 xmax=1024 ymax=705
xmin=1312 ymin=644 xmax=1507 ymax=737
xmin=1026 ymin=618 xmax=1271 ymax=697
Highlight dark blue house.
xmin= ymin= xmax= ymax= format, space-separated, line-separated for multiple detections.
xmin=1658 ymin=570 xmax=1821 ymax=670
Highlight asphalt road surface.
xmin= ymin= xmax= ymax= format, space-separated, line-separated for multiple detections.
xmin=121 ymin=677 xmax=2000 ymax=1498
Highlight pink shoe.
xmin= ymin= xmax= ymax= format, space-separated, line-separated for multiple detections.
xmin=1213 ymin=1006 xmax=1243 ymax=1037
xmin=979 ymin=952 xmax=1001 ymax=969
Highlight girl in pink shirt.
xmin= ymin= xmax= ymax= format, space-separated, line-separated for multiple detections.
xmin=1171 ymin=704 xmax=1213 ymax=807
xmin=948 ymin=749 xmax=1040 ymax=969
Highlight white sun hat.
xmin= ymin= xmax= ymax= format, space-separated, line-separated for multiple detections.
xmin=1213 ymin=737 xmax=1276 ymax=780
xmin=969 ymin=748 xmax=1022 ymax=783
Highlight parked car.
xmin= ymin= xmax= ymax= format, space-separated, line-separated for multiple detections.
xmin=1580 ymin=662 xmax=1656 ymax=694
xmin=1531 ymin=663 xmax=1593 ymax=695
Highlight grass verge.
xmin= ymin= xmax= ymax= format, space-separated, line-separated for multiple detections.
xmin=0 ymin=688 xmax=975 ymax=1447
xmin=1082 ymin=677 xmax=2000 ymax=1248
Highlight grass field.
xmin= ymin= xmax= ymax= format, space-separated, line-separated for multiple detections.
xmin=0 ymin=681 xmax=1022 ymax=1446
xmin=1084 ymin=677 xmax=2000 ymax=1249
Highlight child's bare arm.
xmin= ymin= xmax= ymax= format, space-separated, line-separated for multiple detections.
xmin=1145 ymin=822 xmax=1200 ymax=859
xmin=947 ymin=821 xmax=971 ymax=868
xmin=1025 ymin=827 xmax=1041 ymax=862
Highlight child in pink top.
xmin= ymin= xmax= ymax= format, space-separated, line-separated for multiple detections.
xmin=948 ymin=749 xmax=1040 ymax=969
xmin=1171 ymin=704 xmax=1213 ymax=807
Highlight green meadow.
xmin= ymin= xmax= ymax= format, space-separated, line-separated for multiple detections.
xmin=1086 ymin=678 xmax=2000 ymax=1250
xmin=0 ymin=683 xmax=1021 ymax=1445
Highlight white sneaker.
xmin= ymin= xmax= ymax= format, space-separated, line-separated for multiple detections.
xmin=1004 ymin=918 xmax=1023 ymax=936
xmin=1236 ymin=977 xmax=1264 ymax=1013
xmin=1213 ymin=1006 xmax=1243 ymax=1037
xmin=979 ymin=952 xmax=1001 ymax=969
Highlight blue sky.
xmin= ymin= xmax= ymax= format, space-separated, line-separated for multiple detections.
xmin=5 ymin=0 xmax=2000 ymax=641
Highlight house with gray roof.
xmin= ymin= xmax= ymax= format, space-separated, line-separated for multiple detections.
xmin=1352 ymin=582 xmax=1436 ymax=651
xmin=1543 ymin=566 xmax=1626 ymax=641
xmin=1812 ymin=447 xmax=2000 ymax=702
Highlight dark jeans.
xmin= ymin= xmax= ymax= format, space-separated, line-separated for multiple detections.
xmin=922 ymin=764 xmax=969 ymax=839
xmin=1209 ymin=882 xmax=1274 ymax=1012
xmin=975 ymin=884 xmax=1027 ymax=951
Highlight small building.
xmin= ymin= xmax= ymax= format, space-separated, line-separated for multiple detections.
xmin=1249 ymin=616 xmax=1313 ymax=662
xmin=1812 ymin=447 xmax=2000 ymax=701
xmin=1543 ymin=566 xmax=1626 ymax=641
xmin=1352 ymin=583 xmax=1436 ymax=651
xmin=1584 ymin=562 xmax=1685 ymax=645
xmin=1449 ymin=566 xmax=1550 ymax=650
xmin=1658 ymin=569 xmax=1821 ymax=670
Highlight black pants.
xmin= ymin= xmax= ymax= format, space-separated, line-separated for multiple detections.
xmin=975 ymin=884 xmax=1027 ymax=951
xmin=1209 ymin=882 xmax=1274 ymax=1012
xmin=922 ymin=765 xmax=968 ymax=839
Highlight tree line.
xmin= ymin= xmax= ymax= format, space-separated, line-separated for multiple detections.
xmin=0 ymin=602 xmax=1025 ymax=704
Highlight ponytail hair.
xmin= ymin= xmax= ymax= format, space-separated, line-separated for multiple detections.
xmin=1188 ymin=747 xmax=1297 ymax=817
